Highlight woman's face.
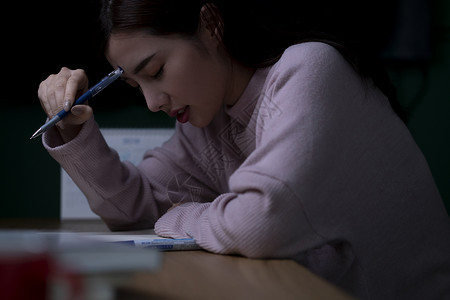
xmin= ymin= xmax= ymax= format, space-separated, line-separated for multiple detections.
xmin=106 ymin=29 xmax=236 ymax=128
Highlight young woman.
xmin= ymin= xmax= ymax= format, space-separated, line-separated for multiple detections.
xmin=38 ymin=0 xmax=450 ymax=298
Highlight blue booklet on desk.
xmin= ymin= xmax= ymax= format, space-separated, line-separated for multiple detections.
xmin=79 ymin=233 xmax=201 ymax=251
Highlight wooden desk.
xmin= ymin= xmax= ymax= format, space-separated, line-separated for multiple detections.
xmin=0 ymin=219 xmax=353 ymax=300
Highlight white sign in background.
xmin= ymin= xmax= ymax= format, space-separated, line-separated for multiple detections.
xmin=60 ymin=128 xmax=175 ymax=219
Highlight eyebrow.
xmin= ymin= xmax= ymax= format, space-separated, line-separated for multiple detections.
xmin=133 ymin=53 xmax=157 ymax=75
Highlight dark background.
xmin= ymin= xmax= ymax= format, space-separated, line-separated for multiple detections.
xmin=1 ymin=0 xmax=449 ymax=218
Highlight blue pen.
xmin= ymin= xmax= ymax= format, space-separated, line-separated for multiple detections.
xmin=30 ymin=67 xmax=123 ymax=139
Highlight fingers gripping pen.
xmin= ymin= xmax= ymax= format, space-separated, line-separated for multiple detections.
xmin=30 ymin=67 xmax=123 ymax=139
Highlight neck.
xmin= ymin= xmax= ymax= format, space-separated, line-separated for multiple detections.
xmin=224 ymin=60 xmax=256 ymax=107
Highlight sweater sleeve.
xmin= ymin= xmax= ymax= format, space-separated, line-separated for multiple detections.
xmin=42 ymin=118 xmax=219 ymax=231
xmin=42 ymin=119 xmax=162 ymax=229
xmin=154 ymin=43 xmax=373 ymax=258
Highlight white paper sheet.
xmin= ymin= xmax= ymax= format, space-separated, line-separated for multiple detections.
xmin=60 ymin=128 xmax=175 ymax=219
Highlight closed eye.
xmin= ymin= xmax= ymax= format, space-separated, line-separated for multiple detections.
xmin=153 ymin=65 xmax=164 ymax=79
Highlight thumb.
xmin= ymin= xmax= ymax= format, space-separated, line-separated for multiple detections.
xmin=69 ymin=105 xmax=93 ymax=125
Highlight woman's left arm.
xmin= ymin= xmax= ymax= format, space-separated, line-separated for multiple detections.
xmin=155 ymin=171 xmax=318 ymax=258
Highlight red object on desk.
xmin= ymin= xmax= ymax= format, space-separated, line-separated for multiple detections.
xmin=0 ymin=253 xmax=51 ymax=300
xmin=0 ymin=253 xmax=83 ymax=300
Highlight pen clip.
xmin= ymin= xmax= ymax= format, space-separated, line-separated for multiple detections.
xmin=92 ymin=67 xmax=123 ymax=96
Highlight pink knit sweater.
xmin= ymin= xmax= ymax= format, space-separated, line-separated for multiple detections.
xmin=44 ymin=43 xmax=450 ymax=299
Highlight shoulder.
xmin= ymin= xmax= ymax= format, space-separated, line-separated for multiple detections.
xmin=268 ymin=42 xmax=359 ymax=85
xmin=278 ymin=42 xmax=351 ymax=70
xmin=253 ymin=42 xmax=374 ymax=134
xmin=260 ymin=42 xmax=365 ymax=106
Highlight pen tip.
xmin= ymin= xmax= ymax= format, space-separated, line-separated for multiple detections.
xmin=30 ymin=129 xmax=43 ymax=140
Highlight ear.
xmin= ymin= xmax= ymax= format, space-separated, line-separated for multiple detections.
xmin=199 ymin=3 xmax=224 ymax=44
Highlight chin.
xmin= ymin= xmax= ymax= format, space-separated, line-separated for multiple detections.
xmin=188 ymin=115 xmax=214 ymax=128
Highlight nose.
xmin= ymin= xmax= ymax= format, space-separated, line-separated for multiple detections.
xmin=143 ymin=89 xmax=169 ymax=112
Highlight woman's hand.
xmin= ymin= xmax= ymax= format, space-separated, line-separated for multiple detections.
xmin=37 ymin=67 xmax=94 ymax=142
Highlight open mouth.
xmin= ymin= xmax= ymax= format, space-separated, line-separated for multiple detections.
xmin=175 ymin=106 xmax=190 ymax=123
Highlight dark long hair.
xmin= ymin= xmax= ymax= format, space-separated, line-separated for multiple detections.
xmin=99 ymin=0 xmax=403 ymax=120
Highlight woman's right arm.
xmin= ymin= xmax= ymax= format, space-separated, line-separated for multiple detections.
xmin=38 ymin=68 xmax=170 ymax=230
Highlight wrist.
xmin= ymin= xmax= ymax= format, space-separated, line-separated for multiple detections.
xmin=56 ymin=123 xmax=83 ymax=144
